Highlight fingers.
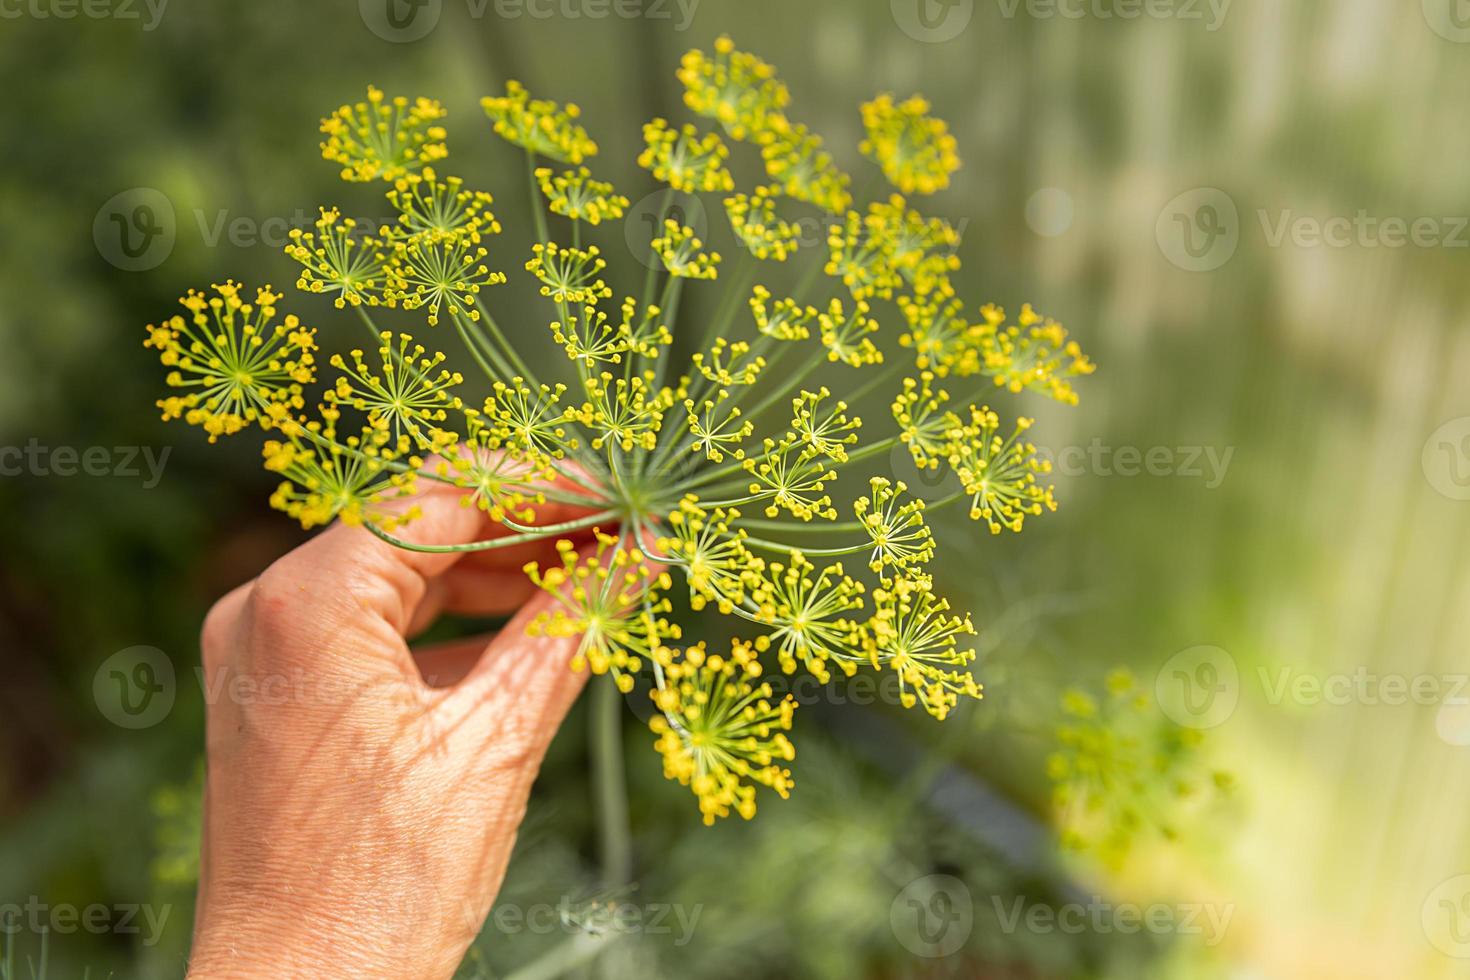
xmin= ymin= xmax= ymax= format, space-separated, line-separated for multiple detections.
xmin=403 ymin=529 xmax=599 ymax=637
xmin=258 ymin=482 xmax=595 ymax=647
xmin=435 ymin=589 xmax=589 ymax=764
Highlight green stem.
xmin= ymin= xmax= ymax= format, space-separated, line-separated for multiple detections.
xmin=742 ymin=535 xmax=869 ymax=556
xmin=502 ymin=934 xmax=612 ymax=980
xmin=363 ymin=510 xmax=615 ymax=553
xmin=526 ymin=149 xmax=550 ymax=247
xmin=451 ymin=310 xmax=511 ymax=381
xmin=472 ymin=296 xmax=540 ymax=386
xmin=591 ymin=676 xmax=633 ymax=887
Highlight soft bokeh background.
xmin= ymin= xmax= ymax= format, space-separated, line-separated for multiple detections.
xmin=2 ymin=1 xmax=1468 ymax=977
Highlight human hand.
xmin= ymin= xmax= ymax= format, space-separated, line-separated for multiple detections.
xmin=185 ymin=482 xmax=600 ymax=980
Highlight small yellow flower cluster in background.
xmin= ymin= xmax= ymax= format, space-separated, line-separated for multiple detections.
xmin=859 ymin=94 xmax=960 ymax=196
xmin=146 ymin=38 xmax=1099 ymax=826
xmin=481 ymin=80 xmax=597 ymax=163
xmin=678 ymin=35 xmax=790 ymax=141
xmin=320 ymin=85 xmax=448 ymax=182
xmin=650 ymin=640 xmax=796 ymax=824
xmin=1049 ymin=670 xmax=1235 ymax=867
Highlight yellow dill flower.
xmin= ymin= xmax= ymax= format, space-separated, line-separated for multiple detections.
xmin=567 ymin=371 xmax=670 ymax=452
xmin=684 ymin=389 xmax=754 ymax=464
xmin=638 ymin=118 xmax=735 ymax=194
xmin=868 ymin=194 xmax=961 ymax=280
xmin=525 ymin=242 xmax=612 ymax=305
xmin=383 ymin=168 xmax=500 ymax=243
xmin=263 ymin=409 xmax=420 ymax=530
xmin=827 ymin=208 xmax=904 ymax=301
xmin=859 ymin=94 xmax=960 ymax=196
xmin=748 ymin=285 xmax=816 ymax=341
xmin=854 ymin=477 xmax=934 ymax=573
xmin=389 ymin=233 xmax=506 ymax=326
xmin=947 ymin=409 xmax=1056 ymax=534
xmin=145 ymin=282 xmax=316 ymax=442
xmin=725 ymin=186 xmax=802 ymax=262
xmin=789 ymin=388 xmax=861 ymax=462
xmin=481 ymin=80 xmax=597 ymax=163
xmin=660 ymin=499 xmax=760 ymax=611
xmin=285 ymin=208 xmax=393 ymax=309
xmin=617 ymin=296 xmax=672 ymax=358
xmin=677 ymin=35 xmax=790 ymax=142
xmin=326 ymin=332 xmax=463 ymax=448
xmin=484 ymin=379 xmax=574 ymax=461
xmin=534 ymin=166 xmax=629 ymax=226
xmin=817 ymin=297 xmax=883 ymax=367
xmin=525 ymin=532 xmax=677 ymax=693
xmin=649 ymin=640 xmax=796 ymax=824
xmin=429 ymin=430 xmax=545 ymax=523
xmin=760 ymin=120 xmax=852 ymax=214
xmin=897 ymin=295 xmax=977 ymax=377
xmin=973 ymin=303 xmax=1096 ymax=405
xmin=749 ymin=552 xmax=866 ymax=682
xmin=320 ymin=86 xmax=448 ymax=183
xmin=867 ymin=574 xmax=980 ymax=720
xmin=550 ymin=303 xmax=630 ymax=366
xmin=892 ymin=372 xmax=959 ymax=470
xmin=652 ymin=220 xmax=721 ymax=279
xmin=692 ymin=339 xmax=764 ymax=387
xmin=742 ymin=438 xmax=838 ymax=521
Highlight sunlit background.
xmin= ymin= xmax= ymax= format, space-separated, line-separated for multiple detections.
xmin=2 ymin=0 xmax=1469 ymax=977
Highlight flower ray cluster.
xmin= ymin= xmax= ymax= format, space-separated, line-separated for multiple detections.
xmin=145 ymin=42 xmax=1095 ymax=824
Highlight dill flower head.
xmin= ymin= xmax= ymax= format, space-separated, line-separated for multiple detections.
xmin=320 ymin=86 xmax=448 ymax=183
xmin=649 ymin=640 xmax=797 ymax=824
xmin=860 ymin=94 xmax=961 ymax=196
xmin=678 ymin=35 xmax=790 ymax=143
xmin=1049 ymin=670 xmax=1233 ymax=864
xmin=481 ymin=80 xmax=598 ymax=163
xmin=535 ymin=166 xmax=629 ymax=226
xmin=760 ymin=121 xmax=852 ymax=214
xmin=145 ymin=281 xmax=316 ymax=441
xmin=145 ymin=38 xmax=1097 ymax=825
xmin=383 ymin=167 xmax=501 ymax=242
xmin=638 ymin=118 xmax=735 ymax=194
xmin=652 ymin=220 xmax=721 ymax=280
xmin=263 ymin=408 xmax=420 ymax=530
xmin=725 ymin=186 xmax=802 ymax=262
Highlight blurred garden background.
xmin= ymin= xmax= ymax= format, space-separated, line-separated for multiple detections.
xmin=2 ymin=0 xmax=1469 ymax=976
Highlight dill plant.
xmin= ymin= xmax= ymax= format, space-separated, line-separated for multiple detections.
xmin=144 ymin=37 xmax=1095 ymax=826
